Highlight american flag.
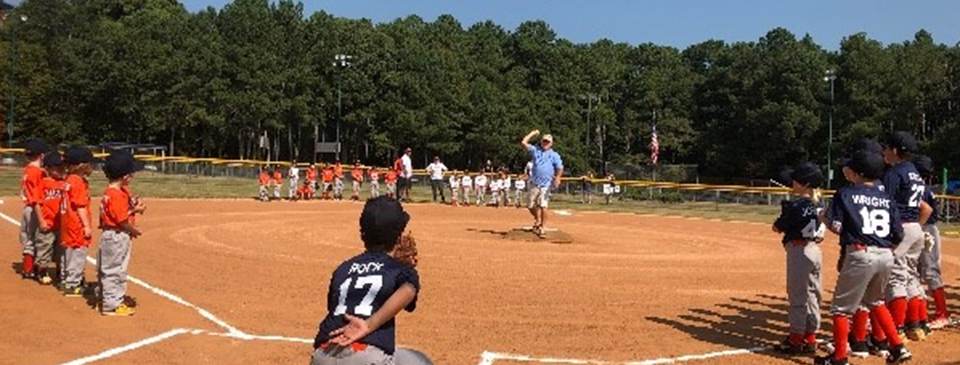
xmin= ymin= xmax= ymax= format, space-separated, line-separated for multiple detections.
xmin=650 ymin=125 xmax=660 ymax=165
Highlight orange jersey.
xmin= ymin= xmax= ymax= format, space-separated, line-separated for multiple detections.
xmin=351 ymin=168 xmax=364 ymax=181
xmin=259 ymin=172 xmax=270 ymax=186
xmin=21 ymin=164 xmax=45 ymax=205
xmin=322 ymin=169 xmax=335 ymax=182
xmin=61 ymin=174 xmax=92 ymax=248
xmin=273 ymin=171 xmax=283 ymax=184
xmin=307 ymin=167 xmax=318 ymax=181
xmin=385 ymin=171 xmax=398 ymax=183
xmin=369 ymin=170 xmax=380 ymax=181
xmin=393 ymin=159 xmax=403 ymax=175
xmin=40 ymin=177 xmax=66 ymax=229
xmin=334 ymin=164 xmax=344 ymax=178
xmin=100 ymin=186 xmax=132 ymax=229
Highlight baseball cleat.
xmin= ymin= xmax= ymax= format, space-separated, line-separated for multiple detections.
xmin=885 ymin=345 xmax=911 ymax=364
xmin=849 ymin=339 xmax=870 ymax=358
xmin=62 ymin=285 xmax=84 ymax=297
xmin=773 ymin=338 xmax=815 ymax=355
xmin=101 ymin=303 xmax=136 ymax=317
xmin=868 ymin=337 xmax=890 ymax=357
xmin=927 ymin=316 xmax=953 ymax=329
xmin=814 ymin=355 xmax=848 ymax=365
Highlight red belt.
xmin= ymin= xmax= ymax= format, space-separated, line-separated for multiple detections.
xmin=848 ymin=243 xmax=868 ymax=252
xmin=319 ymin=341 xmax=367 ymax=352
xmin=789 ymin=239 xmax=814 ymax=247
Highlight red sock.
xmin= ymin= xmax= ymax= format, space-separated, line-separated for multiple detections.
xmin=22 ymin=254 xmax=34 ymax=274
xmin=888 ymin=298 xmax=908 ymax=327
xmin=789 ymin=333 xmax=804 ymax=346
xmin=852 ymin=310 xmax=870 ymax=341
xmin=804 ymin=332 xmax=817 ymax=345
xmin=833 ymin=315 xmax=850 ymax=360
xmin=918 ymin=297 xmax=930 ymax=322
xmin=870 ymin=310 xmax=887 ymax=341
xmin=932 ymin=287 xmax=949 ymax=318
xmin=872 ymin=305 xmax=903 ymax=347
xmin=906 ymin=297 xmax=920 ymax=324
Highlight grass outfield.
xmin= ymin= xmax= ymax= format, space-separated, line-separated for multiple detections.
xmin=2 ymin=166 xmax=957 ymax=233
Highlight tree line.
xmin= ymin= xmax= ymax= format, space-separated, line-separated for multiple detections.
xmin=2 ymin=0 xmax=958 ymax=182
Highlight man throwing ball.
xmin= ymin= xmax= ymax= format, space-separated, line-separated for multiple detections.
xmin=521 ymin=130 xmax=563 ymax=238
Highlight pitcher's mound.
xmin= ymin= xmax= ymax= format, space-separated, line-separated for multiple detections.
xmin=504 ymin=227 xmax=574 ymax=244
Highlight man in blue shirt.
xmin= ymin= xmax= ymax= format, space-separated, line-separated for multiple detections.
xmin=521 ymin=130 xmax=564 ymax=238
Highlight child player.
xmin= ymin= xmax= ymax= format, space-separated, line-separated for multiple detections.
xmin=502 ymin=170 xmax=512 ymax=208
xmin=273 ymin=166 xmax=283 ymax=200
xmin=98 ymin=150 xmax=146 ymax=316
xmin=913 ymin=155 xmax=952 ymax=330
xmin=772 ymin=162 xmax=824 ymax=355
xmin=309 ymin=197 xmax=429 ymax=365
xmin=816 ymin=150 xmax=911 ymax=365
xmin=461 ymin=173 xmax=473 ymax=207
xmin=385 ymin=168 xmax=398 ymax=199
xmin=258 ymin=166 xmax=271 ymax=202
xmin=351 ymin=160 xmax=364 ymax=201
xmin=369 ymin=167 xmax=381 ymax=198
xmin=475 ymin=173 xmax=488 ymax=206
xmin=333 ymin=159 xmax=345 ymax=201
xmin=489 ymin=175 xmax=502 ymax=207
xmin=19 ymin=139 xmax=49 ymax=280
xmin=514 ymin=175 xmax=526 ymax=208
xmin=449 ymin=171 xmax=461 ymax=207
xmin=289 ymin=160 xmax=300 ymax=200
xmin=35 ymin=152 xmax=66 ymax=285
xmin=322 ymin=165 xmax=335 ymax=200
xmin=307 ymin=163 xmax=319 ymax=198
xmin=60 ymin=147 xmax=95 ymax=296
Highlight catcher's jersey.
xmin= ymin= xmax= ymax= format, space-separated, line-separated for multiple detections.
xmin=880 ymin=161 xmax=925 ymax=223
xmin=314 ymin=251 xmax=420 ymax=355
xmin=826 ymin=184 xmax=902 ymax=248
xmin=774 ymin=197 xmax=824 ymax=244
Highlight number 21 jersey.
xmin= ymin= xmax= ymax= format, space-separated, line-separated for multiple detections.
xmin=313 ymin=251 xmax=420 ymax=354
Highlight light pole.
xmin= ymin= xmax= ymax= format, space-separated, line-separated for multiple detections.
xmin=7 ymin=14 xmax=27 ymax=147
xmin=824 ymin=70 xmax=836 ymax=189
xmin=332 ymin=54 xmax=352 ymax=161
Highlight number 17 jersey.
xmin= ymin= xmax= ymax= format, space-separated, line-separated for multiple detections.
xmin=826 ymin=184 xmax=903 ymax=249
xmin=313 ymin=251 xmax=420 ymax=355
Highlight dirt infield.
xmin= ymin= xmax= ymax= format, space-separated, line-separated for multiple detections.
xmin=1 ymin=198 xmax=959 ymax=365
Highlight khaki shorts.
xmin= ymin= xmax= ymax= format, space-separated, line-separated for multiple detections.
xmin=528 ymin=186 xmax=550 ymax=209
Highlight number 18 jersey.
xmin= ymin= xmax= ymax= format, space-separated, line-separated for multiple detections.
xmin=826 ymin=184 xmax=903 ymax=248
xmin=313 ymin=251 xmax=420 ymax=355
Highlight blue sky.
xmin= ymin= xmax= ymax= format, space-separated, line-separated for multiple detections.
xmin=181 ymin=0 xmax=959 ymax=49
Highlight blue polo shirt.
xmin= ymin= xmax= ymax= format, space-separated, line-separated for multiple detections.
xmin=526 ymin=145 xmax=563 ymax=188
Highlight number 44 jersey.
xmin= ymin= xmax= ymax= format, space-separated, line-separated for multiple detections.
xmin=827 ymin=184 xmax=903 ymax=249
xmin=313 ymin=251 xmax=421 ymax=355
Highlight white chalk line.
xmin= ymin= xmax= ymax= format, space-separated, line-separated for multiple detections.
xmin=0 ymin=210 xmax=244 ymax=336
xmin=59 ymin=328 xmax=191 ymax=365
xmin=479 ymin=346 xmax=770 ymax=365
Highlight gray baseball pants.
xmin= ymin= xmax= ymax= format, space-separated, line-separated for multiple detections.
xmin=920 ymin=224 xmax=943 ymax=290
xmin=370 ymin=182 xmax=380 ymax=198
xmin=35 ymin=230 xmax=60 ymax=268
xmin=832 ymin=246 xmax=894 ymax=315
xmin=99 ymin=230 xmax=132 ymax=311
xmin=62 ymin=246 xmax=89 ymax=288
xmin=786 ymin=241 xmax=822 ymax=334
xmin=20 ymin=206 xmax=38 ymax=255
xmin=310 ymin=346 xmax=432 ymax=365
xmin=888 ymin=223 xmax=924 ymax=300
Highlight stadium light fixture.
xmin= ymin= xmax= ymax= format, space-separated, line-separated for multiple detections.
xmin=824 ymin=69 xmax=837 ymax=189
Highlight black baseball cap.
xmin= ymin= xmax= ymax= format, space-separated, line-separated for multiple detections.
xmin=883 ymin=131 xmax=918 ymax=153
xmin=913 ymin=155 xmax=934 ymax=177
xmin=103 ymin=150 xmax=145 ymax=180
xmin=63 ymin=146 xmax=96 ymax=165
xmin=780 ymin=162 xmax=824 ymax=188
xmin=42 ymin=152 xmax=63 ymax=168
xmin=837 ymin=138 xmax=883 ymax=167
xmin=844 ymin=149 xmax=886 ymax=180
xmin=24 ymin=139 xmax=50 ymax=157
xmin=360 ymin=196 xmax=410 ymax=248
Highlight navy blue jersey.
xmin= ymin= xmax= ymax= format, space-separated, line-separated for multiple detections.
xmin=827 ymin=184 xmax=903 ymax=248
xmin=880 ymin=161 xmax=926 ymax=223
xmin=313 ymin=251 xmax=420 ymax=354
xmin=774 ymin=197 xmax=824 ymax=244
xmin=923 ymin=189 xmax=938 ymax=225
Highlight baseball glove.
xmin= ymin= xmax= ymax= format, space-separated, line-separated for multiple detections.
xmin=392 ymin=231 xmax=419 ymax=268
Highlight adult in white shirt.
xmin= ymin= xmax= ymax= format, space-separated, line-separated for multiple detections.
xmin=288 ymin=160 xmax=300 ymax=200
xmin=400 ymin=147 xmax=414 ymax=202
xmin=426 ymin=156 xmax=448 ymax=203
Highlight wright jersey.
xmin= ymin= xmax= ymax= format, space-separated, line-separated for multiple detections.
xmin=313 ymin=251 xmax=420 ymax=355
xmin=774 ymin=197 xmax=824 ymax=244
xmin=880 ymin=161 xmax=925 ymax=223
xmin=826 ymin=184 xmax=903 ymax=248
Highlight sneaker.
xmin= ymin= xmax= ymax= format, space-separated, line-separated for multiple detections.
xmin=904 ymin=324 xmax=925 ymax=342
xmin=814 ymin=355 xmax=848 ymax=365
xmin=868 ymin=337 xmax=890 ymax=357
xmin=62 ymin=285 xmax=84 ymax=297
xmin=885 ymin=345 xmax=912 ymax=364
xmin=850 ymin=339 xmax=870 ymax=358
xmin=928 ymin=315 xmax=953 ymax=330
xmin=101 ymin=303 xmax=136 ymax=316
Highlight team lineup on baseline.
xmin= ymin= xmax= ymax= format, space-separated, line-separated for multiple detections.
xmin=8 ymin=130 xmax=957 ymax=365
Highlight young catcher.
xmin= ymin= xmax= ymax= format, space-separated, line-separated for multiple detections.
xmin=19 ymin=139 xmax=49 ymax=280
xmin=98 ymin=150 xmax=145 ymax=316
xmin=310 ymin=197 xmax=431 ymax=365
xmin=36 ymin=152 xmax=66 ymax=285
xmin=61 ymin=146 xmax=95 ymax=296
xmin=816 ymin=150 xmax=911 ymax=365
xmin=772 ymin=162 xmax=824 ymax=355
